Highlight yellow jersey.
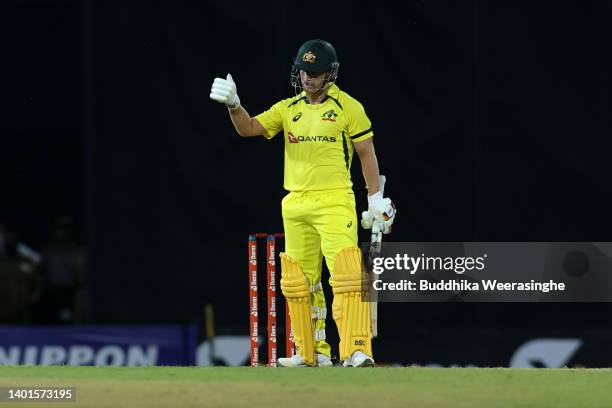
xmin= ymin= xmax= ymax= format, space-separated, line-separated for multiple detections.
xmin=255 ymin=84 xmax=374 ymax=191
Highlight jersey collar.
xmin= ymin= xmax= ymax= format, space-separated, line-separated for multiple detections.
xmin=326 ymin=83 xmax=341 ymax=99
xmin=300 ymin=83 xmax=341 ymax=106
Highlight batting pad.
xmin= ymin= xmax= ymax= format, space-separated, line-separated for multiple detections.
xmin=332 ymin=247 xmax=372 ymax=360
xmin=280 ymin=253 xmax=316 ymax=366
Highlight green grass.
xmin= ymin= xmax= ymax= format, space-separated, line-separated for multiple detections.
xmin=0 ymin=366 xmax=610 ymax=407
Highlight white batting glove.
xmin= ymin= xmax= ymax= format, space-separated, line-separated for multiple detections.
xmin=361 ymin=210 xmax=374 ymax=230
xmin=210 ymin=73 xmax=241 ymax=110
xmin=361 ymin=192 xmax=396 ymax=234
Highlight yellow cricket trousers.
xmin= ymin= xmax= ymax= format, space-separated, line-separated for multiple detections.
xmin=281 ymin=188 xmax=358 ymax=357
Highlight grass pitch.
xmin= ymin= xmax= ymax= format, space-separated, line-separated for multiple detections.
xmin=0 ymin=366 xmax=610 ymax=408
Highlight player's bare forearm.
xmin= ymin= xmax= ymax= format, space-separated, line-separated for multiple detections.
xmin=228 ymin=106 xmax=265 ymax=137
xmin=354 ymin=138 xmax=380 ymax=195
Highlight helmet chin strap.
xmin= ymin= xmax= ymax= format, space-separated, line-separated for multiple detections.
xmin=290 ymin=67 xmax=337 ymax=97
xmin=302 ymin=72 xmax=334 ymax=100
xmin=305 ymin=81 xmax=332 ymax=100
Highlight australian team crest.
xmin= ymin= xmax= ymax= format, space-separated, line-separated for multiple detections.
xmin=321 ymin=109 xmax=338 ymax=122
xmin=302 ymin=51 xmax=316 ymax=63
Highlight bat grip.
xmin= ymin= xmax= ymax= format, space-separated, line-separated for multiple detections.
xmin=370 ymin=174 xmax=386 ymax=241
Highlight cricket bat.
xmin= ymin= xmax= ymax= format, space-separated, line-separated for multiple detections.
xmin=368 ymin=174 xmax=386 ymax=338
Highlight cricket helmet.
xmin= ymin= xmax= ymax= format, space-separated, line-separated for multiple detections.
xmin=290 ymin=39 xmax=340 ymax=93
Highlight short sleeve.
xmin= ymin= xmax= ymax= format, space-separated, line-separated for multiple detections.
xmin=347 ymin=101 xmax=374 ymax=143
xmin=255 ymin=101 xmax=285 ymax=139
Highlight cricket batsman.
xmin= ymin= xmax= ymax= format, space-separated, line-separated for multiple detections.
xmin=210 ymin=39 xmax=396 ymax=367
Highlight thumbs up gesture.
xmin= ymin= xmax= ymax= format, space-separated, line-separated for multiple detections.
xmin=210 ymin=73 xmax=241 ymax=110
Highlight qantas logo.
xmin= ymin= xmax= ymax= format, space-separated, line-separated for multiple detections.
xmin=287 ymin=133 xmax=336 ymax=143
xmin=288 ymin=132 xmax=299 ymax=143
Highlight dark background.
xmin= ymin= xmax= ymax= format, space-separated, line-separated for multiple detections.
xmin=3 ymin=0 xmax=612 ymax=353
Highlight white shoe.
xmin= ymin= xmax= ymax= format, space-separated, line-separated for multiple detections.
xmin=278 ymin=353 xmax=333 ymax=367
xmin=343 ymin=351 xmax=375 ymax=367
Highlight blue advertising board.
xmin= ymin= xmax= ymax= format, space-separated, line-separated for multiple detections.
xmin=0 ymin=326 xmax=197 ymax=366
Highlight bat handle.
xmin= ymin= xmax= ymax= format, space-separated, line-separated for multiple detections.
xmin=379 ymin=174 xmax=386 ymax=196
xmin=370 ymin=174 xmax=386 ymax=242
